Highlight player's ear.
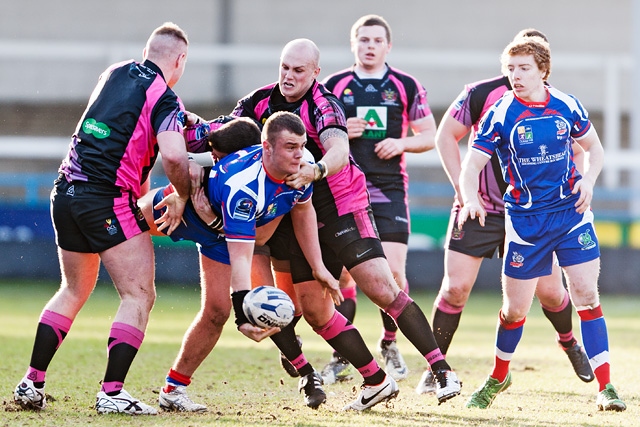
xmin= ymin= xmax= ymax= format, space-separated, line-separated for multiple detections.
xmin=176 ymin=52 xmax=186 ymax=68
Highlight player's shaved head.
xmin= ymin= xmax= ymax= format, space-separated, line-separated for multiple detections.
xmin=278 ymin=38 xmax=321 ymax=102
xmin=145 ymin=22 xmax=188 ymax=61
xmin=143 ymin=22 xmax=189 ymax=88
xmin=281 ymin=38 xmax=320 ymax=69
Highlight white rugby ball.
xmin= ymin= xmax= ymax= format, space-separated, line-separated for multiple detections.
xmin=242 ymin=286 xmax=295 ymax=329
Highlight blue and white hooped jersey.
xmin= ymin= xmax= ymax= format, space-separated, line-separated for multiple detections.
xmin=471 ymin=86 xmax=592 ymax=214
xmin=206 ymin=145 xmax=313 ymax=242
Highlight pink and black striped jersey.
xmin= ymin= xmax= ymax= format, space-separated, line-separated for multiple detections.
xmin=230 ymin=80 xmax=370 ymax=221
xmin=449 ymin=75 xmax=512 ymax=214
xmin=59 ymin=59 xmax=184 ymax=199
xmin=322 ymin=65 xmax=431 ymax=205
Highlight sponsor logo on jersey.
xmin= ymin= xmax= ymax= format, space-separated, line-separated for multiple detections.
xmin=104 ymin=218 xmax=118 ymax=236
xmin=578 ymin=229 xmax=597 ymax=250
xmin=381 ymin=89 xmax=398 ymax=106
xmin=83 ymin=118 xmax=111 ymax=139
xmin=518 ymin=145 xmax=566 ymax=166
xmin=357 ymin=106 xmax=387 ymax=139
xmin=517 ymin=125 xmax=533 ymax=144
xmin=265 ymin=202 xmax=277 ymax=218
xmin=342 ymin=88 xmax=355 ymax=105
xmin=555 ymin=120 xmax=568 ymax=140
xmin=233 ymin=198 xmax=255 ymax=221
xmin=509 ymin=251 xmax=524 ymax=268
xmin=365 ymin=84 xmax=377 ymax=93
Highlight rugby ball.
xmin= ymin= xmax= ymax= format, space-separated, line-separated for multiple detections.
xmin=242 ymin=286 xmax=295 ymax=329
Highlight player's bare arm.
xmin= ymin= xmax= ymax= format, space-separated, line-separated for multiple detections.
xmin=155 ymin=130 xmax=191 ymax=235
xmin=435 ymin=112 xmax=472 ymax=199
xmin=285 ymin=127 xmax=349 ymax=189
xmin=458 ymin=150 xmax=490 ymax=228
xmin=572 ymin=129 xmax=604 ymax=214
xmin=290 ymin=200 xmax=343 ymax=305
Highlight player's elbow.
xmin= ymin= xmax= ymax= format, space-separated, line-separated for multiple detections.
xmin=161 ymin=150 xmax=188 ymax=169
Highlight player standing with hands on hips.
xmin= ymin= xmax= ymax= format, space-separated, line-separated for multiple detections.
xmin=13 ymin=22 xmax=193 ymax=415
xmin=321 ymin=14 xmax=437 ymax=384
xmin=458 ymin=35 xmax=626 ymax=412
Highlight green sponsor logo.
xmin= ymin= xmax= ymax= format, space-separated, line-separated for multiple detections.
xmin=362 ymin=129 xmax=387 ymax=139
xmin=363 ymin=109 xmax=384 ymax=128
xmin=82 ymin=118 xmax=111 ymax=139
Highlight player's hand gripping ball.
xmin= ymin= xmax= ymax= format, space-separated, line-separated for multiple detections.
xmin=242 ymin=286 xmax=295 ymax=329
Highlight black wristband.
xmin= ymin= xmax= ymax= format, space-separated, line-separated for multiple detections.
xmin=231 ymin=290 xmax=251 ymax=327
xmin=314 ymin=160 xmax=328 ymax=182
xmin=207 ymin=216 xmax=223 ymax=232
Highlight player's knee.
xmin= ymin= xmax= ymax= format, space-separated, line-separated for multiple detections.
xmin=501 ymin=306 xmax=527 ymax=323
xmin=299 ymin=298 xmax=332 ymax=328
xmin=201 ymin=300 xmax=231 ymax=326
xmin=569 ymin=287 xmax=599 ymax=308
xmin=440 ymin=284 xmax=472 ymax=307
xmin=207 ymin=310 xmax=230 ymax=329
xmin=302 ymin=310 xmax=328 ymax=329
xmin=126 ymin=284 xmax=156 ymax=312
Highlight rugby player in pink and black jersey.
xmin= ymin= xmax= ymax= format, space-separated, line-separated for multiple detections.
xmin=321 ymin=14 xmax=437 ymax=384
xmin=14 ymin=22 xmax=192 ymax=415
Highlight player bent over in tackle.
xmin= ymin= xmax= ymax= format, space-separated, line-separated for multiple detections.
xmin=141 ymin=113 xmax=400 ymax=411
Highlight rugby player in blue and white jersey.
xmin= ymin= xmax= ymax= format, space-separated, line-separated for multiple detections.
xmin=139 ymin=112 xmax=342 ymax=412
xmin=458 ymin=36 xmax=626 ymax=412
xmin=417 ymin=29 xmax=592 ymax=395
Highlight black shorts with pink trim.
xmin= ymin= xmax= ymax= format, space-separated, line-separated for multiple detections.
xmin=51 ymin=177 xmax=148 ymax=253
xmin=290 ymin=207 xmax=385 ymax=283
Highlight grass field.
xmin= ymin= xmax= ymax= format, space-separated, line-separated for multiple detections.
xmin=0 ymin=280 xmax=637 ymax=426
